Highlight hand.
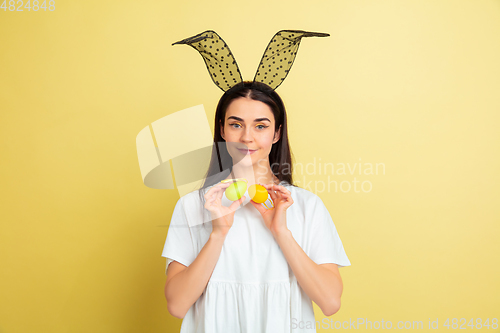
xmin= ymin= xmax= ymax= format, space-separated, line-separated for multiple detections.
xmin=249 ymin=184 xmax=294 ymax=237
xmin=204 ymin=181 xmax=245 ymax=237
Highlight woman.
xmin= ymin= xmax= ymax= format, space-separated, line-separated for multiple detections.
xmin=162 ymin=81 xmax=351 ymax=333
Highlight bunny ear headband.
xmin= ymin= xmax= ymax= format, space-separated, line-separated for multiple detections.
xmin=172 ymin=29 xmax=330 ymax=92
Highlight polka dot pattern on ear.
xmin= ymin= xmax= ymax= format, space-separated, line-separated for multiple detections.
xmin=252 ymin=30 xmax=330 ymax=90
xmin=172 ymin=29 xmax=329 ymax=92
xmin=172 ymin=30 xmax=243 ymax=92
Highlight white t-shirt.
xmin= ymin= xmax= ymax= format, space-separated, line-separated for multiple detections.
xmin=162 ymin=181 xmax=351 ymax=333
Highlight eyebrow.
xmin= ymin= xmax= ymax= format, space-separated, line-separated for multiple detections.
xmin=227 ymin=116 xmax=271 ymax=122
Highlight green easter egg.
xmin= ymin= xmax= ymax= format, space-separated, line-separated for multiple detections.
xmin=225 ymin=181 xmax=247 ymax=201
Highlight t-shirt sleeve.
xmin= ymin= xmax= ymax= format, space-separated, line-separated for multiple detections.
xmin=161 ymin=197 xmax=197 ymax=274
xmin=306 ymin=195 xmax=351 ymax=268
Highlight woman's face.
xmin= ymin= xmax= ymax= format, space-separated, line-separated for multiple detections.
xmin=220 ymin=97 xmax=281 ymax=167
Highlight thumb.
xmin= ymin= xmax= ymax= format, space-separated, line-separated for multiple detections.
xmin=249 ymin=200 xmax=267 ymax=216
xmin=228 ymin=196 xmax=245 ymax=211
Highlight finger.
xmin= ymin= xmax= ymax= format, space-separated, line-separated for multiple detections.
xmin=275 ymin=186 xmax=291 ymax=201
xmin=261 ymin=184 xmax=278 ymax=202
xmin=260 ymin=183 xmax=276 ymax=189
xmin=204 ymin=183 xmax=231 ymax=211
xmin=205 ymin=195 xmax=214 ymax=206
xmin=228 ymin=195 xmax=245 ymax=211
xmin=275 ymin=185 xmax=293 ymax=204
xmin=215 ymin=184 xmax=229 ymax=200
xmin=284 ymin=193 xmax=293 ymax=203
xmin=271 ymin=184 xmax=284 ymax=202
xmin=205 ymin=182 xmax=231 ymax=200
xmin=249 ymin=200 xmax=268 ymax=215
xmin=274 ymin=185 xmax=290 ymax=196
xmin=277 ymin=192 xmax=293 ymax=209
xmin=221 ymin=178 xmax=248 ymax=186
xmin=281 ymin=194 xmax=293 ymax=205
xmin=204 ymin=189 xmax=217 ymax=204
xmin=206 ymin=191 xmax=219 ymax=206
xmin=204 ymin=184 xmax=221 ymax=200
xmin=216 ymin=182 xmax=231 ymax=192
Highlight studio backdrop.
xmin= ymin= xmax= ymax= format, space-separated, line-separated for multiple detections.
xmin=1 ymin=0 xmax=499 ymax=332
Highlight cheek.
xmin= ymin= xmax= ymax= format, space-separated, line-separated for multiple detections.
xmin=224 ymin=127 xmax=237 ymax=140
xmin=259 ymin=133 xmax=276 ymax=148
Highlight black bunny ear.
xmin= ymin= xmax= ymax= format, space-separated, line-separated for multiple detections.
xmin=253 ymin=30 xmax=330 ymax=90
xmin=172 ymin=30 xmax=243 ymax=92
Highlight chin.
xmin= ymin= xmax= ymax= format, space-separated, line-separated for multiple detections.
xmin=251 ymin=155 xmax=269 ymax=168
xmin=232 ymin=154 xmax=263 ymax=168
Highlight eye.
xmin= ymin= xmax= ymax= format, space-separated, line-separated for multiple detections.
xmin=256 ymin=124 xmax=269 ymax=130
xmin=230 ymin=123 xmax=242 ymax=129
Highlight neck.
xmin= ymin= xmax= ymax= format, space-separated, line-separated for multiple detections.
xmin=229 ymin=159 xmax=279 ymax=185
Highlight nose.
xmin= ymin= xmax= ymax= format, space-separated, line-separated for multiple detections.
xmin=240 ymin=126 xmax=254 ymax=143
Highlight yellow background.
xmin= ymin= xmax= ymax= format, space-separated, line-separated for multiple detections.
xmin=1 ymin=0 xmax=499 ymax=332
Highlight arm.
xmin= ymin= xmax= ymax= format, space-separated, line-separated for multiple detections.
xmin=164 ymin=181 xmax=244 ymax=319
xmin=164 ymin=231 xmax=227 ymax=319
xmin=274 ymin=229 xmax=343 ymax=316
xmin=249 ymin=184 xmax=344 ymax=316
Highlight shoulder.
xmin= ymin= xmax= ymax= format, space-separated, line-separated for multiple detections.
xmin=281 ymin=183 xmax=328 ymax=222
xmin=178 ymin=190 xmax=202 ymax=206
xmin=284 ymin=183 xmax=322 ymax=207
xmin=283 ymin=184 xmax=332 ymax=235
xmin=177 ymin=183 xmax=215 ymax=208
xmin=173 ymin=186 xmax=216 ymax=227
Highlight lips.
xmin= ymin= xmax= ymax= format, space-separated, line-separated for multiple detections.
xmin=237 ymin=148 xmax=258 ymax=155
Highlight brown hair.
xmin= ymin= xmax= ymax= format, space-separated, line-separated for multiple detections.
xmin=197 ymin=81 xmax=297 ymax=205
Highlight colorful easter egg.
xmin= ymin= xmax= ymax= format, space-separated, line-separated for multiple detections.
xmin=224 ymin=181 xmax=247 ymax=201
xmin=248 ymin=184 xmax=269 ymax=204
